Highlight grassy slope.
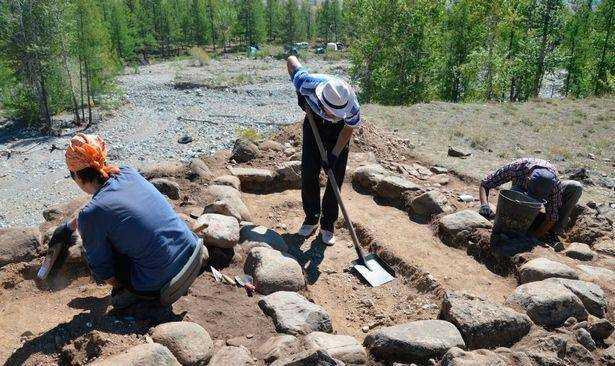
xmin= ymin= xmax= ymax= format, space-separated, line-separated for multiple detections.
xmin=364 ymin=96 xmax=615 ymax=203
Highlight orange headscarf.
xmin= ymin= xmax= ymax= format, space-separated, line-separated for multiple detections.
xmin=65 ymin=133 xmax=120 ymax=179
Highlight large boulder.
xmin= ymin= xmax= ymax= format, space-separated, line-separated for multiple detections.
xmin=373 ymin=175 xmax=422 ymax=201
xmin=351 ymin=164 xmax=387 ymax=193
xmin=603 ymin=344 xmax=615 ymax=365
xmin=244 ymin=247 xmax=305 ymax=294
xmin=195 ymin=214 xmax=239 ymax=248
xmin=212 ymin=175 xmax=241 ymax=190
xmin=543 ymin=278 xmax=607 ymax=318
xmin=258 ymin=291 xmax=333 ymax=335
xmin=256 ymin=335 xmax=300 ymax=364
xmin=438 ymin=210 xmax=493 ymax=247
xmin=587 ymin=317 xmax=614 ymax=341
xmin=275 ymin=161 xmax=302 ymax=190
xmin=204 ymin=200 xmax=243 ymax=221
xmin=208 ymin=345 xmax=254 ymax=366
xmin=506 ymin=280 xmax=588 ymax=327
xmin=594 ymin=241 xmax=615 ymax=257
xmin=363 ymin=320 xmax=465 ymax=363
xmin=259 ymin=140 xmax=284 ymax=152
xmin=409 ymin=190 xmax=452 ymax=221
xmin=229 ymin=166 xmax=275 ymax=192
xmin=578 ymin=264 xmax=615 ymax=282
xmin=140 ymin=162 xmax=186 ymax=180
xmin=270 ymin=349 xmax=344 ymax=366
xmin=150 ymin=321 xmax=213 ymax=365
xmin=150 ymin=178 xmax=181 ymax=200
xmin=517 ymin=258 xmax=579 ymax=284
xmin=0 ymin=227 xmax=41 ymax=268
xmin=564 ymin=242 xmax=595 ymax=261
xmin=305 ymin=332 xmax=367 ymax=365
xmin=439 ymin=292 xmax=531 ymax=349
xmin=240 ymin=225 xmax=288 ymax=253
xmin=231 ymin=137 xmax=260 ymax=163
xmin=441 ymin=347 xmax=531 ymax=366
xmin=91 ymin=343 xmax=180 ymax=366
xmin=206 ymin=185 xmax=251 ymax=221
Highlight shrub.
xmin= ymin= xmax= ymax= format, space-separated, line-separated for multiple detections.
xmin=236 ymin=127 xmax=262 ymax=142
xmin=189 ymin=47 xmax=210 ymax=66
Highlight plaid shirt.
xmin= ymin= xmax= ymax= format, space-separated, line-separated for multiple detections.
xmin=481 ymin=158 xmax=563 ymax=222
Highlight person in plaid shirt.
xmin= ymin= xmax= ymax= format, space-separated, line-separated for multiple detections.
xmin=478 ymin=158 xmax=583 ymax=239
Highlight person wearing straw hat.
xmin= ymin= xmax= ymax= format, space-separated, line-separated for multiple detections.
xmin=46 ymin=133 xmax=201 ymax=309
xmin=478 ymin=157 xmax=583 ymax=242
xmin=286 ymin=56 xmax=362 ymax=245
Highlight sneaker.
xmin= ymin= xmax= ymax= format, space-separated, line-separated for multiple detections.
xmin=320 ymin=230 xmax=335 ymax=246
xmin=298 ymin=223 xmax=318 ymax=237
xmin=110 ymin=289 xmax=140 ymax=310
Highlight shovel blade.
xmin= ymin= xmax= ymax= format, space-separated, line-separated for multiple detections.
xmin=352 ymin=254 xmax=395 ymax=287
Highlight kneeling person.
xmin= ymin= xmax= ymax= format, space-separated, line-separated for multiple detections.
xmin=50 ymin=133 xmax=201 ymax=309
xmin=478 ymin=157 xmax=583 ymax=240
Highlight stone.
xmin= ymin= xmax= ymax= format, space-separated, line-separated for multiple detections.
xmin=347 ymin=152 xmax=377 ymax=168
xmin=195 ymin=214 xmax=239 ymax=248
xmin=448 ymin=146 xmax=471 ymax=158
xmin=543 ymin=278 xmax=607 ymax=318
xmin=284 ymin=147 xmax=296 ymax=156
xmin=518 ymin=258 xmax=579 ymax=284
xmin=276 ymin=161 xmax=302 ymax=190
xmin=42 ymin=207 xmax=63 ymax=222
xmin=231 ymin=137 xmax=260 ymax=163
xmin=437 ymin=210 xmax=492 ymax=247
xmin=150 ymin=321 xmax=213 ymax=365
xmin=204 ymin=199 xmax=242 ymax=221
xmin=140 ymin=162 xmax=186 ymax=180
xmin=206 ymin=185 xmax=251 ymax=221
xmin=429 ymin=175 xmax=451 ymax=185
xmin=409 ymin=190 xmax=451 ymax=221
xmin=506 ymin=280 xmax=588 ymax=327
xmin=258 ymin=291 xmax=333 ymax=335
xmin=178 ymin=135 xmax=193 ymax=144
xmin=363 ymin=320 xmax=465 ymax=363
xmin=244 ymin=247 xmax=305 ymax=295
xmin=439 ymin=292 xmax=531 ymax=349
xmin=189 ymin=158 xmax=213 ymax=180
xmin=574 ymin=328 xmax=596 ymax=351
xmin=270 ymin=349 xmax=344 ymax=366
xmin=594 ymin=240 xmax=615 ymax=256
xmin=229 ymin=166 xmax=275 ymax=192
xmin=374 ymin=175 xmax=422 ymax=201
xmin=440 ymin=347 xmax=526 ymax=366
xmin=260 ymin=140 xmax=284 ymax=152
xmin=150 ymin=178 xmax=181 ymax=200
xmin=431 ymin=166 xmax=448 ymax=174
xmin=587 ymin=317 xmax=614 ymax=341
xmin=256 ymin=335 xmax=299 ymax=363
xmin=578 ymin=264 xmax=615 ymax=281
xmin=603 ymin=344 xmax=615 ymax=365
xmin=564 ymin=242 xmax=595 ymax=261
xmin=412 ymin=163 xmax=432 ymax=177
xmin=208 ymin=345 xmax=254 ymax=366
xmin=0 ymin=227 xmax=40 ymax=268
xmin=351 ymin=164 xmax=387 ymax=192
xmin=305 ymin=332 xmax=367 ymax=365
xmin=91 ymin=343 xmax=180 ymax=366
xmin=213 ymin=175 xmax=241 ymax=190
xmin=240 ymin=225 xmax=288 ymax=253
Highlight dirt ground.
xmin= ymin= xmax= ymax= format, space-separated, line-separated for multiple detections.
xmin=0 ymin=120 xmax=613 ymax=365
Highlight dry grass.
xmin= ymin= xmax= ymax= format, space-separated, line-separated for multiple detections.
xmin=365 ymin=96 xmax=615 ymax=203
xmin=189 ymin=46 xmax=211 ymax=66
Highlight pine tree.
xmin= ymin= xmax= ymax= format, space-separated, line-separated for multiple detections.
xmin=265 ymin=0 xmax=282 ymax=42
xmin=592 ymin=0 xmax=614 ymax=95
xmin=104 ymin=0 xmax=136 ymax=62
xmin=282 ymin=0 xmax=300 ymax=44
xmin=237 ymin=0 xmax=266 ymax=47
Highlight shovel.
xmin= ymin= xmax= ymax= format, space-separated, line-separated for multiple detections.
xmin=306 ymin=110 xmax=395 ymax=287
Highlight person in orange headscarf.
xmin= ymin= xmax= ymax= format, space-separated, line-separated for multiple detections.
xmin=47 ymin=133 xmax=203 ymax=309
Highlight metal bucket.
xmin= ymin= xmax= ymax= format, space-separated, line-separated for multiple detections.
xmin=493 ymin=189 xmax=542 ymax=234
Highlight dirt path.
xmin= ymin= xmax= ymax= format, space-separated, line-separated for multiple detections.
xmin=244 ymin=184 xmax=517 ymax=340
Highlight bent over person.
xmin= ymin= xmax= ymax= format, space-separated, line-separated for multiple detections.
xmin=478 ymin=157 xmax=583 ymax=241
xmin=286 ymin=56 xmax=362 ymax=245
xmin=48 ymin=133 xmax=202 ymax=309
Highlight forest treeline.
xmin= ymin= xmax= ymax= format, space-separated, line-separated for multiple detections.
xmin=350 ymin=0 xmax=614 ymax=104
xmin=0 ymin=0 xmax=613 ymax=128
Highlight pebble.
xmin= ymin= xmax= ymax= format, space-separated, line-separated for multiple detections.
xmin=362 ymin=326 xmax=370 ymax=333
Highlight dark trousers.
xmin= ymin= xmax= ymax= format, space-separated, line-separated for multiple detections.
xmin=301 ymin=115 xmax=349 ymax=232
xmin=113 ymin=249 xmax=160 ymax=298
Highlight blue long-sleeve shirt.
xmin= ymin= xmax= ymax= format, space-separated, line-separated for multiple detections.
xmin=77 ymin=166 xmax=197 ymax=292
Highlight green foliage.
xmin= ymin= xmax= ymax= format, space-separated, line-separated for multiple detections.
xmin=236 ymin=0 xmax=266 ymax=46
xmin=236 ymin=126 xmax=262 ymax=142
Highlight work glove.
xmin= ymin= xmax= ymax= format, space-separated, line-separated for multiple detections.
xmin=478 ymin=204 xmax=495 ymax=220
xmin=47 ymin=221 xmax=77 ymax=271
xmin=321 ymin=152 xmax=338 ymax=171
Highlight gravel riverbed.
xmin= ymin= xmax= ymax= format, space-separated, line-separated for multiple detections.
xmin=0 ymin=56 xmax=349 ymax=228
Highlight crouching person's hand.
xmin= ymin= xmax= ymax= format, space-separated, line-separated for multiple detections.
xmin=478 ymin=204 xmax=495 ymax=220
